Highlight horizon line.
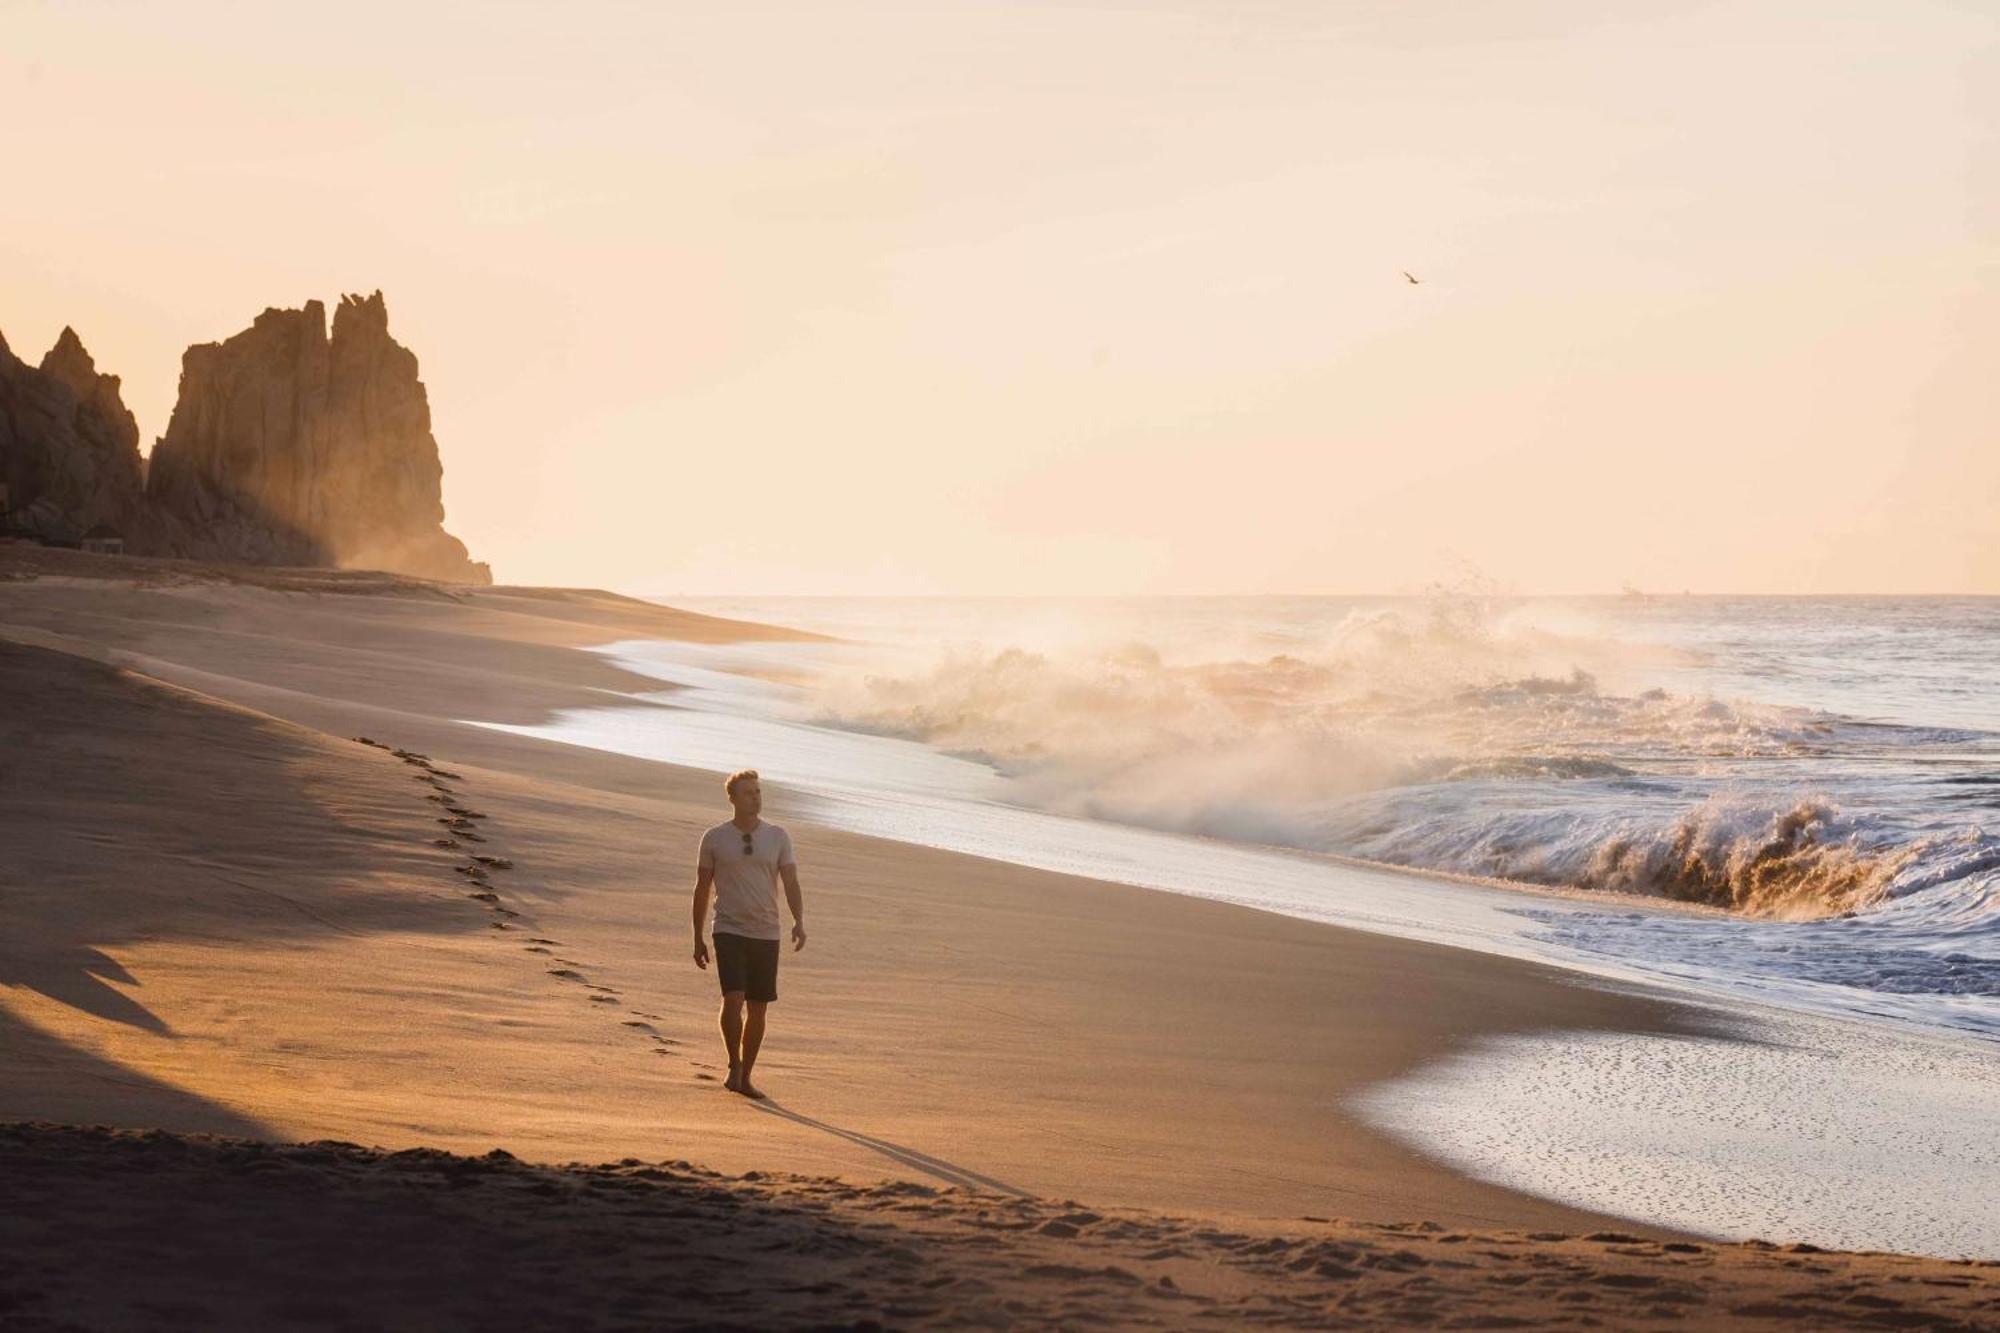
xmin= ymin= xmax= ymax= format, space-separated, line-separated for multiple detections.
xmin=614 ymin=588 xmax=2000 ymax=601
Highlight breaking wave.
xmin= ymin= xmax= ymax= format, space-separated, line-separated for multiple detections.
xmin=1322 ymin=791 xmax=1941 ymax=919
xmin=811 ymin=601 xmax=1992 ymax=921
xmin=1577 ymin=800 xmax=1914 ymax=916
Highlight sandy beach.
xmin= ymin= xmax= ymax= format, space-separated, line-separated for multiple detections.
xmin=13 ymin=2 xmax=1997 ymax=1322
xmin=3 ymin=545 xmax=1996 ymax=1328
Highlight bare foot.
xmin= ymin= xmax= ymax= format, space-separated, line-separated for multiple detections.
xmin=724 ymin=1066 xmax=741 ymax=1092
xmin=734 ymin=1078 xmax=767 ymax=1101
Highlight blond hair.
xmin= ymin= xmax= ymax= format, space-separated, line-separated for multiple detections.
xmin=724 ymin=768 xmax=760 ymax=799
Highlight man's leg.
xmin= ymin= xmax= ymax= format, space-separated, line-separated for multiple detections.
xmin=737 ymin=1000 xmax=769 ymax=1098
xmin=719 ymin=991 xmax=745 ymax=1090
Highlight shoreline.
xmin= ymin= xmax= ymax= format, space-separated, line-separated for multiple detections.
xmin=474 ymin=634 xmax=2000 ymax=1257
xmin=0 ymin=548 xmax=1716 ymax=1229
xmin=494 ymin=635 xmax=1999 ymax=1047
xmin=0 ymin=545 xmax=1990 ymax=1269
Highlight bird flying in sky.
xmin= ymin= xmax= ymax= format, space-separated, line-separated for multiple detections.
xmin=1403 ymin=271 xmax=1422 ymax=284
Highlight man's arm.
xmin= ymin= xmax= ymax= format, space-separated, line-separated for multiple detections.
xmin=692 ymin=864 xmax=715 ymax=968
xmin=780 ymin=863 xmax=806 ymax=952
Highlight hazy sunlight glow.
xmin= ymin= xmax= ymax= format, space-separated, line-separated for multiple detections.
xmin=6 ymin=1 xmax=1996 ymax=592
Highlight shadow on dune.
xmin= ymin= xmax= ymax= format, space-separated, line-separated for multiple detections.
xmin=0 ymin=638 xmax=515 ymax=1134
xmin=0 ymin=1020 xmax=274 ymax=1139
xmin=6 ymin=946 xmax=172 ymax=1035
xmin=0 ymin=1123 xmax=1024 ymax=1329
xmin=8 ymin=1122 xmax=1991 ymax=1332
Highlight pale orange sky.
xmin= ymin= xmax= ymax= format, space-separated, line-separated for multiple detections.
xmin=5 ymin=1 xmax=1996 ymax=593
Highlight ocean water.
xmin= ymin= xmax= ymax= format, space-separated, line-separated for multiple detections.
xmin=473 ymin=594 xmax=1999 ymax=1253
xmin=654 ymin=594 xmax=1999 ymax=1015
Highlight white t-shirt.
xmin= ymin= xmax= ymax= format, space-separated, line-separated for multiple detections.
xmin=698 ymin=820 xmax=796 ymax=941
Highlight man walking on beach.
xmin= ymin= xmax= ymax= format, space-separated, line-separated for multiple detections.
xmin=692 ymin=770 xmax=806 ymax=1099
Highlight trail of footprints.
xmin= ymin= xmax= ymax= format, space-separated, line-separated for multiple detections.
xmin=353 ymin=737 xmax=714 ymax=1082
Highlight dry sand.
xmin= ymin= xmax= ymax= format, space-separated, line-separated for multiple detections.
xmin=3 ymin=544 xmax=1995 ymax=1329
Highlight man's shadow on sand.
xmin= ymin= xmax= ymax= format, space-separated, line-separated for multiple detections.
xmin=750 ymin=1099 xmax=1030 ymax=1197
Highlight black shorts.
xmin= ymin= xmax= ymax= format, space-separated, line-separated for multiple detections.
xmin=713 ymin=932 xmax=780 ymax=1003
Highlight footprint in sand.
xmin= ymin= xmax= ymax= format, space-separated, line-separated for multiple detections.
xmin=694 ymin=1072 xmax=716 ymax=1080
xmin=526 ymin=937 xmax=562 ymax=946
xmin=432 ymin=769 xmax=464 ymax=780
xmin=588 ymin=995 xmax=618 ymax=1005
xmin=431 ymin=839 xmax=460 ymax=849
xmin=548 ymin=969 xmax=586 ymax=981
xmin=628 ymin=1010 xmax=661 ymax=1020
xmin=472 ymin=856 xmax=514 ymax=870
xmin=468 ymin=892 xmax=500 ymax=904
xmin=621 ymin=1020 xmax=656 ymax=1032
xmin=524 ymin=946 xmax=553 ymax=956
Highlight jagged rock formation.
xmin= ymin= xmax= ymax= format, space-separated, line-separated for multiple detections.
xmin=148 ymin=292 xmax=489 ymax=583
xmin=41 ymin=327 xmax=142 ymax=461
xmin=1 ymin=295 xmax=488 ymax=582
xmin=0 ymin=327 xmax=153 ymax=545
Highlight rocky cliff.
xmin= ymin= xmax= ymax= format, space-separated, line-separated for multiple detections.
xmin=0 ymin=327 xmax=153 ymax=545
xmin=148 ymin=292 xmax=488 ymax=583
xmin=2 ymin=295 xmax=490 ymax=582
